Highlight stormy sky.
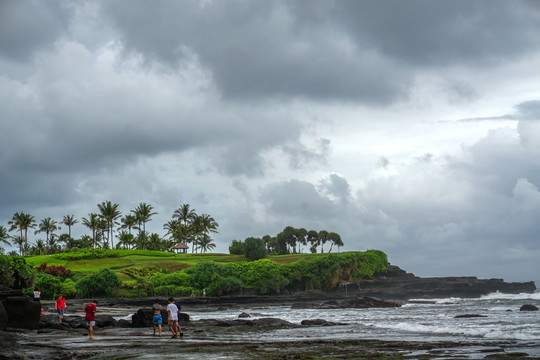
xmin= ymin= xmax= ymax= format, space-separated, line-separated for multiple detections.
xmin=1 ymin=0 xmax=540 ymax=282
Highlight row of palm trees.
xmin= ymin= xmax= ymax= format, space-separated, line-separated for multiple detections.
xmin=0 ymin=202 xmax=218 ymax=256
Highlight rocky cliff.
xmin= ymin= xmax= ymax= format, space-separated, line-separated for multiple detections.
xmin=333 ymin=265 xmax=537 ymax=300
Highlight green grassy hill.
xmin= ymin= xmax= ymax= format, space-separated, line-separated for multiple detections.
xmin=23 ymin=249 xmax=389 ymax=298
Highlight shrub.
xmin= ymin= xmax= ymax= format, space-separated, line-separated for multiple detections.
xmin=36 ymin=263 xmax=71 ymax=280
xmin=243 ymin=237 xmax=267 ymax=261
xmin=229 ymin=240 xmax=245 ymax=255
xmin=8 ymin=256 xmax=34 ymax=289
xmin=75 ymin=268 xmax=119 ymax=298
xmin=61 ymin=278 xmax=78 ymax=298
xmin=207 ymin=275 xmax=243 ymax=296
xmin=149 ymin=271 xmax=190 ymax=288
xmin=184 ymin=262 xmax=233 ymax=289
xmin=35 ymin=274 xmax=63 ymax=299
xmin=0 ymin=255 xmax=12 ymax=287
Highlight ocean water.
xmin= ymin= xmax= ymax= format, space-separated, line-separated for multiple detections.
xmin=183 ymin=291 xmax=540 ymax=358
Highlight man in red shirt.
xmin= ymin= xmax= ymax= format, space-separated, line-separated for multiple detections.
xmin=85 ymin=300 xmax=98 ymax=339
xmin=54 ymin=295 xmax=66 ymax=323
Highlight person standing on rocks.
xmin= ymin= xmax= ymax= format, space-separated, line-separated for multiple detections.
xmin=55 ymin=295 xmax=66 ymax=323
xmin=85 ymin=300 xmax=98 ymax=339
xmin=152 ymin=299 xmax=163 ymax=336
xmin=166 ymin=297 xmax=183 ymax=338
xmin=33 ymin=287 xmax=41 ymax=302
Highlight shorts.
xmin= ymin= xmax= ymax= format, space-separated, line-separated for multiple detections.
xmin=86 ymin=321 xmax=95 ymax=327
xmin=153 ymin=314 xmax=162 ymax=325
xmin=168 ymin=319 xmax=179 ymax=327
xmin=57 ymin=309 xmax=64 ymax=315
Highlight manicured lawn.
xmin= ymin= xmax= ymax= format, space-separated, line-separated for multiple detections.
xmin=24 ymin=251 xmax=342 ymax=273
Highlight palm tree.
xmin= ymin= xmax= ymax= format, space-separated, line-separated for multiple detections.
xmin=0 ymin=225 xmax=11 ymax=247
xmin=146 ymin=233 xmax=164 ymax=251
xmin=173 ymin=204 xmax=197 ymax=227
xmin=35 ymin=217 xmax=60 ymax=249
xmin=8 ymin=212 xmax=36 ymax=253
xmin=82 ymin=213 xmax=100 ymax=249
xmin=197 ymin=233 xmax=216 ymax=253
xmin=32 ymin=239 xmax=46 ymax=255
xmin=97 ymin=201 xmax=122 ymax=249
xmin=132 ymin=203 xmax=157 ymax=236
xmin=11 ymin=235 xmax=25 ymax=255
xmin=62 ymin=214 xmax=78 ymax=247
xmin=120 ymin=214 xmax=138 ymax=235
xmin=172 ymin=204 xmax=197 ymax=251
xmin=117 ymin=231 xmax=135 ymax=250
xmin=192 ymin=214 xmax=218 ymax=253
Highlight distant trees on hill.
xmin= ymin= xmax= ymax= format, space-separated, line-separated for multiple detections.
xmin=229 ymin=226 xmax=344 ymax=258
xmin=0 ymin=202 xmax=218 ymax=256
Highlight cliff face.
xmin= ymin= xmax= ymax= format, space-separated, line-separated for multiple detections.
xmin=334 ymin=265 xmax=537 ymax=300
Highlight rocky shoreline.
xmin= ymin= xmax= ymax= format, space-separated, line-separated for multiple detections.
xmin=1 ymin=265 xmax=537 ymax=359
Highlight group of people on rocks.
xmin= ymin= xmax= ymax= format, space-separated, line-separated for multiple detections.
xmin=33 ymin=288 xmax=184 ymax=340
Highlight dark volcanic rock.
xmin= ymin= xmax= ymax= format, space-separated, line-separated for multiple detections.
xmin=519 ymin=304 xmax=538 ymax=311
xmin=117 ymin=319 xmax=132 ymax=328
xmin=96 ymin=314 xmax=117 ymax=327
xmin=292 ymin=297 xmax=401 ymax=309
xmin=301 ymin=319 xmax=345 ymax=326
xmin=131 ymin=308 xmax=190 ymax=328
xmin=2 ymin=296 xmax=41 ymax=330
xmin=0 ymin=301 xmax=8 ymax=330
xmin=454 ymin=314 xmax=488 ymax=318
xmin=336 ymin=265 xmax=537 ymax=300
xmin=132 ymin=308 xmax=166 ymax=327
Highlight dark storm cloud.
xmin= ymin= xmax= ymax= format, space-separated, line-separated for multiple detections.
xmin=0 ymin=0 xmax=70 ymax=62
xmin=329 ymin=0 xmax=540 ymax=66
xmin=100 ymin=0 xmax=408 ymax=103
xmin=100 ymin=0 xmax=540 ymax=103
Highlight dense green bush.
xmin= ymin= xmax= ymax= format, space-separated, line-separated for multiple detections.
xmin=230 ymin=259 xmax=282 ymax=289
xmin=0 ymin=255 xmax=12 ymax=287
xmin=61 ymin=279 xmax=78 ymax=298
xmin=149 ymin=271 xmax=190 ymax=288
xmin=35 ymin=274 xmax=63 ymax=299
xmin=243 ymin=237 xmax=267 ymax=261
xmin=75 ymin=268 xmax=119 ymax=297
xmin=282 ymin=251 xmax=388 ymax=290
xmin=229 ymin=240 xmax=245 ymax=255
xmin=0 ymin=256 xmax=35 ymax=289
xmin=184 ymin=262 xmax=233 ymax=289
xmin=207 ymin=275 xmax=243 ymax=296
xmin=152 ymin=285 xmax=192 ymax=297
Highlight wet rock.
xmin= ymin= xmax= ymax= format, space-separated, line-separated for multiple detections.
xmin=2 ymin=296 xmax=40 ymax=330
xmin=301 ymin=319 xmax=345 ymax=326
xmin=117 ymin=319 xmax=132 ymax=328
xmin=519 ymin=304 xmax=538 ymax=311
xmin=454 ymin=314 xmax=488 ymax=318
xmin=132 ymin=308 xmax=167 ymax=327
xmin=238 ymin=312 xmax=250 ymax=318
xmin=131 ymin=308 xmax=190 ymax=328
xmin=96 ymin=314 xmax=117 ymax=328
xmin=291 ymin=296 xmax=401 ymax=310
xmin=0 ymin=301 xmax=8 ymax=330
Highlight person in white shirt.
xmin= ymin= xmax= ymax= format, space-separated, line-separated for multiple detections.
xmin=166 ymin=297 xmax=183 ymax=338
